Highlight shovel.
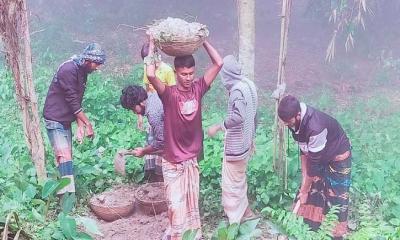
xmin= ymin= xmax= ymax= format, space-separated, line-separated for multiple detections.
xmin=114 ymin=149 xmax=134 ymax=176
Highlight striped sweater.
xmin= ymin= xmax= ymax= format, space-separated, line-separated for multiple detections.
xmin=223 ymin=78 xmax=258 ymax=161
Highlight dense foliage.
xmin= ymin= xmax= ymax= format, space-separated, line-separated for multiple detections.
xmin=1 ymin=58 xmax=399 ymax=239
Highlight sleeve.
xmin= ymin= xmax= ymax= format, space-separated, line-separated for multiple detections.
xmin=57 ymin=66 xmax=82 ymax=114
xmin=158 ymin=85 xmax=171 ymax=105
xmin=165 ymin=67 xmax=176 ymax=86
xmin=147 ymin=112 xmax=164 ymax=150
xmin=195 ymin=77 xmax=210 ymax=97
xmin=307 ymin=128 xmax=328 ymax=177
xmin=143 ymin=65 xmax=149 ymax=85
xmin=223 ymin=89 xmax=246 ymax=129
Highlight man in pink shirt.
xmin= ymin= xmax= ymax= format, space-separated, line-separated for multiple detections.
xmin=145 ymin=35 xmax=223 ymax=240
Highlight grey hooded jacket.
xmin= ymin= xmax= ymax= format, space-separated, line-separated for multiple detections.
xmin=220 ymin=55 xmax=258 ymax=161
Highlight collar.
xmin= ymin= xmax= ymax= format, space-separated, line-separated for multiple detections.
xmin=295 ymin=102 xmax=307 ymax=134
xmin=75 ymin=61 xmax=89 ymax=75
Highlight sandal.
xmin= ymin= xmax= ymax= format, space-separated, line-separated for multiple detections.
xmin=241 ymin=214 xmax=261 ymax=223
xmin=240 ymin=208 xmax=260 ymax=223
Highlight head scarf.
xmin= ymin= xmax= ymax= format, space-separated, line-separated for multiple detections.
xmin=72 ymin=43 xmax=106 ymax=66
xmin=219 ymin=55 xmax=243 ymax=90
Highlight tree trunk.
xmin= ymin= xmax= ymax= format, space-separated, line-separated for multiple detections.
xmin=0 ymin=0 xmax=47 ymax=183
xmin=22 ymin=0 xmax=47 ymax=182
xmin=237 ymin=0 xmax=255 ymax=80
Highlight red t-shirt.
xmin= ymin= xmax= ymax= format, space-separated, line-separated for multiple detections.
xmin=160 ymin=77 xmax=209 ymax=163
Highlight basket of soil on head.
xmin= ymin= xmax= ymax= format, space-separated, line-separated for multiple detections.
xmin=90 ymin=185 xmax=135 ymax=222
xmin=135 ymin=182 xmax=167 ymax=216
xmin=148 ymin=17 xmax=209 ymax=56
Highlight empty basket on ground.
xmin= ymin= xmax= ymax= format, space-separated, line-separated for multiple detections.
xmin=90 ymin=193 xmax=135 ymax=222
xmin=135 ymin=182 xmax=167 ymax=216
xmin=148 ymin=17 xmax=209 ymax=57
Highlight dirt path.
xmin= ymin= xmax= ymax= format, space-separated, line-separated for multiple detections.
xmin=93 ymin=208 xmax=168 ymax=240
xmin=92 ymin=211 xmax=283 ymax=240
xmin=90 ymin=201 xmax=285 ymax=240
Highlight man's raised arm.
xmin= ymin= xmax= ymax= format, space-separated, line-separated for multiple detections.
xmin=203 ymin=40 xmax=223 ymax=87
xmin=145 ymin=36 xmax=166 ymax=95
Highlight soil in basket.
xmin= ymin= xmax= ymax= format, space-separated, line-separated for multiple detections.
xmin=89 ymin=184 xmax=170 ymax=239
xmin=92 ymin=185 xmax=136 ymax=207
xmin=137 ymin=184 xmax=165 ymax=202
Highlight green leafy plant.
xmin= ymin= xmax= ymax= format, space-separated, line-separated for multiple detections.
xmin=3 ymin=47 xmax=400 ymax=238
xmin=0 ymin=212 xmax=26 ymax=240
xmin=40 ymin=179 xmax=103 ymax=240
xmin=41 ymin=178 xmax=71 ymax=218
xmin=261 ymin=205 xmax=339 ymax=240
xmin=210 ymin=219 xmax=261 ymax=240
xmin=183 ymin=229 xmax=199 ymax=240
xmin=348 ymin=200 xmax=397 ymax=239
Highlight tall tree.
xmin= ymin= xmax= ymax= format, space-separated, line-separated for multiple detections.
xmin=0 ymin=0 xmax=47 ymax=182
xmin=237 ymin=0 xmax=255 ymax=80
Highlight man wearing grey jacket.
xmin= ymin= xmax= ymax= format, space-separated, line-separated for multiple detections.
xmin=207 ymin=55 xmax=258 ymax=224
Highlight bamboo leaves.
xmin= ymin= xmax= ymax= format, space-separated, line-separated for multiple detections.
xmin=325 ymin=0 xmax=374 ymax=62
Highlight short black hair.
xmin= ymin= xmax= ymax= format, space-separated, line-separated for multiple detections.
xmin=141 ymin=43 xmax=149 ymax=60
xmin=120 ymin=85 xmax=148 ymax=110
xmin=278 ymin=95 xmax=301 ymax=121
xmin=174 ymin=55 xmax=195 ymax=69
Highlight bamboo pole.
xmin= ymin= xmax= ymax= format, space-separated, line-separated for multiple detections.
xmin=273 ymin=0 xmax=292 ymax=189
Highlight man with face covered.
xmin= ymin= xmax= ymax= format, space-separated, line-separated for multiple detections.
xmin=119 ymin=85 xmax=165 ymax=182
xmin=207 ymin=55 xmax=258 ymax=224
xmin=43 ymin=43 xmax=106 ymax=196
xmin=278 ymin=95 xmax=352 ymax=240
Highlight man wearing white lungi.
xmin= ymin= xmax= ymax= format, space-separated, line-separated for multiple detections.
xmin=208 ymin=55 xmax=258 ymax=224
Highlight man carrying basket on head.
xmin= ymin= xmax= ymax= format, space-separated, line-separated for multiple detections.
xmin=145 ymin=30 xmax=223 ymax=239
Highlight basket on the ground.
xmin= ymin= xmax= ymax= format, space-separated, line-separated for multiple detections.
xmin=135 ymin=182 xmax=167 ymax=216
xmin=90 ymin=193 xmax=135 ymax=222
xmin=148 ymin=17 xmax=209 ymax=57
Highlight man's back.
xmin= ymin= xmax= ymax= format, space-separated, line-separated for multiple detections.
xmin=224 ymin=79 xmax=258 ymax=160
xmin=145 ymin=93 xmax=165 ymax=150
xmin=43 ymin=60 xmax=87 ymax=126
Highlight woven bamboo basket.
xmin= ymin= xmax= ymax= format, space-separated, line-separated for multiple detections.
xmin=156 ymin=36 xmax=206 ymax=57
xmin=89 ymin=195 xmax=135 ymax=222
xmin=134 ymin=182 xmax=167 ymax=216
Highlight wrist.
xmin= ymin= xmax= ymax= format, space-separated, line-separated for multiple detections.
xmin=143 ymin=52 xmax=161 ymax=66
xmin=300 ymin=185 xmax=310 ymax=193
xmin=220 ymin=122 xmax=226 ymax=132
xmin=144 ymin=55 xmax=155 ymax=65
